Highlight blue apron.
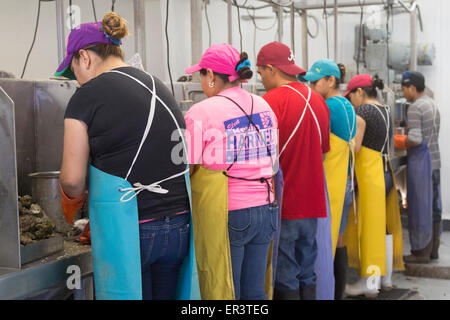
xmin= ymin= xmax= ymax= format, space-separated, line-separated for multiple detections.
xmin=407 ymin=141 xmax=433 ymax=251
xmin=89 ymin=165 xmax=143 ymax=299
xmin=88 ymin=70 xmax=199 ymax=300
xmin=314 ymin=175 xmax=335 ymax=300
xmin=272 ymin=169 xmax=284 ymax=290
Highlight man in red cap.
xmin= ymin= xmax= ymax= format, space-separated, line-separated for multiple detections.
xmin=257 ymin=42 xmax=330 ymax=300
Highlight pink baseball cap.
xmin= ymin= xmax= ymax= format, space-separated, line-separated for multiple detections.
xmin=256 ymin=42 xmax=306 ymax=76
xmin=344 ymin=74 xmax=373 ymax=97
xmin=185 ymin=43 xmax=241 ymax=82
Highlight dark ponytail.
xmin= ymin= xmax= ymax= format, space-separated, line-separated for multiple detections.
xmin=372 ymin=74 xmax=384 ymax=90
xmin=325 ymin=63 xmax=346 ymax=89
xmin=235 ymin=52 xmax=253 ymax=81
xmin=338 ymin=63 xmax=346 ymax=83
xmin=361 ymin=74 xmax=384 ymax=98
xmin=199 ymin=51 xmax=253 ymax=83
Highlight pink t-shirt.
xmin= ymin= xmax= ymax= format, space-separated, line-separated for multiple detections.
xmin=185 ymin=86 xmax=278 ymax=211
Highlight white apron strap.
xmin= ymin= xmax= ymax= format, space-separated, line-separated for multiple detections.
xmin=279 ymin=85 xmax=322 ymax=158
xmin=107 ymin=69 xmax=189 ymax=202
xmin=370 ymin=104 xmax=390 ymax=172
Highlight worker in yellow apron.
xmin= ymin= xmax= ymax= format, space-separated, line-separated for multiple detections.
xmin=343 ymin=74 xmax=404 ymax=298
xmin=185 ymin=44 xmax=280 ymax=300
xmin=299 ymin=59 xmax=357 ymax=300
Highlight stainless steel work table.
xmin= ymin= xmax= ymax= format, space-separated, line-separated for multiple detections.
xmin=0 ymin=241 xmax=93 ymax=300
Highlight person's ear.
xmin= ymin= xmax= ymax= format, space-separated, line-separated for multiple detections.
xmin=357 ymin=87 xmax=364 ymax=97
xmin=328 ymin=77 xmax=336 ymax=89
xmin=266 ymin=65 xmax=275 ymax=75
xmin=205 ymin=68 xmax=215 ymax=81
xmin=78 ymin=50 xmax=91 ymax=69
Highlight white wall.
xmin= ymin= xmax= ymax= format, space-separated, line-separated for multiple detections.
xmin=0 ymin=0 xmax=135 ymax=80
xmin=415 ymin=0 xmax=450 ymax=220
xmin=0 ymin=0 xmax=447 ymax=218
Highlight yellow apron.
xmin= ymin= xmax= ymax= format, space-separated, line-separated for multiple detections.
xmin=189 ymin=93 xmax=276 ymax=300
xmin=323 ymin=133 xmax=353 ymax=256
xmin=344 ymin=146 xmax=405 ymax=277
xmin=190 ymin=165 xmax=275 ymax=300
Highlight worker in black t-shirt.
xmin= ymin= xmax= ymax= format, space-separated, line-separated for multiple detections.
xmin=56 ymin=12 xmax=198 ymax=300
xmin=342 ymin=74 xmax=404 ymax=298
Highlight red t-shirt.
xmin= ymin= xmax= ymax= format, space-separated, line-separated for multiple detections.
xmin=263 ymin=82 xmax=330 ymax=219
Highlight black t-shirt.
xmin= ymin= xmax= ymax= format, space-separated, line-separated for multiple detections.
xmin=65 ymin=66 xmax=189 ymax=221
xmin=355 ymin=104 xmax=393 ymax=154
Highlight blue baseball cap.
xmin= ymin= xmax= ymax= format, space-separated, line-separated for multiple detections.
xmin=298 ymin=59 xmax=341 ymax=83
xmin=401 ymin=71 xmax=425 ymax=88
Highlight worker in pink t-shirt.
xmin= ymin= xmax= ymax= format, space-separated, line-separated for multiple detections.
xmin=184 ymin=43 xmax=279 ymax=300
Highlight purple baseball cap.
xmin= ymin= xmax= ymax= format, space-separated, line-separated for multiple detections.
xmin=54 ymin=22 xmax=122 ymax=80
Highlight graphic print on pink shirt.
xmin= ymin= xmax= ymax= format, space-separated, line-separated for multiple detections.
xmin=224 ymin=111 xmax=276 ymax=165
xmin=184 ymin=86 xmax=278 ymax=211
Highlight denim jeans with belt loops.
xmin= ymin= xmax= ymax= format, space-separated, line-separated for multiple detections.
xmin=139 ymin=213 xmax=190 ymax=300
xmin=228 ymin=204 xmax=278 ymax=300
xmin=275 ymin=217 xmax=318 ymax=291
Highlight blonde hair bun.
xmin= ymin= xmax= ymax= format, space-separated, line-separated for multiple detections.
xmin=102 ymin=12 xmax=129 ymax=40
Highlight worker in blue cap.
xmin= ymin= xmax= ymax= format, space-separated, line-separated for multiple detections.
xmin=299 ymin=59 xmax=356 ymax=300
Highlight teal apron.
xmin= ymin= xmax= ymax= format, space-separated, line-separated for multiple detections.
xmin=88 ymin=70 xmax=198 ymax=300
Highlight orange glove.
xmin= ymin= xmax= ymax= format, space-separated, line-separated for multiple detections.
xmin=79 ymin=221 xmax=91 ymax=245
xmin=394 ymin=134 xmax=409 ymax=150
xmin=59 ymin=183 xmax=86 ymax=224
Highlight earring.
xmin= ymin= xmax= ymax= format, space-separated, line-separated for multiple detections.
xmin=209 ymin=81 xmax=215 ymax=88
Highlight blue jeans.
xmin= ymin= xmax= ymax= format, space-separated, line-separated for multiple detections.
xmin=384 ymin=169 xmax=394 ymax=197
xmin=275 ymin=218 xmax=318 ymax=291
xmin=339 ymin=177 xmax=353 ymax=235
xmin=228 ymin=204 xmax=278 ymax=300
xmin=139 ymin=213 xmax=190 ymax=300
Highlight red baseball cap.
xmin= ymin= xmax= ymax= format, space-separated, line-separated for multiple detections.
xmin=256 ymin=42 xmax=306 ymax=76
xmin=344 ymin=74 xmax=373 ymax=97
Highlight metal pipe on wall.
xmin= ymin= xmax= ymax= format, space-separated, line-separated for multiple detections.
xmin=191 ymin=0 xmax=203 ymax=82
xmin=290 ymin=3 xmax=295 ymax=53
xmin=277 ymin=4 xmax=283 ymax=42
xmin=133 ymin=0 xmax=147 ymax=71
xmin=56 ymin=0 xmax=65 ymax=65
xmin=301 ymin=10 xmax=308 ymax=70
xmin=334 ymin=0 xmax=338 ymax=61
xmin=227 ymin=0 xmax=232 ymax=45
xmin=291 ymin=0 xmax=401 ymax=10
xmin=399 ymin=0 xmax=418 ymax=71
xmin=409 ymin=2 xmax=418 ymax=71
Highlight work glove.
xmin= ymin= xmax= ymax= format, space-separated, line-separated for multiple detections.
xmin=59 ymin=183 xmax=86 ymax=224
xmin=394 ymin=134 xmax=409 ymax=150
xmin=79 ymin=221 xmax=91 ymax=245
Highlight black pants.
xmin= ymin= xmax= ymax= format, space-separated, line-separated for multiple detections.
xmin=432 ymin=169 xmax=442 ymax=223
